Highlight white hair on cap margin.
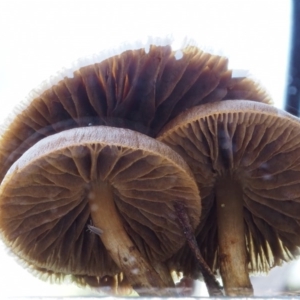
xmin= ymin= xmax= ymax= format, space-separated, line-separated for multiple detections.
xmin=31 ymin=35 xmax=176 ymax=94
xmin=0 ymin=34 xmax=255 ymax=140
xmin=0 ymin=36 xmax=172 ymax=137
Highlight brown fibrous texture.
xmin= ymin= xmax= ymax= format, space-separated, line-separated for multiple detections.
xmin=0 ymin=45 xmax=271 ymax=184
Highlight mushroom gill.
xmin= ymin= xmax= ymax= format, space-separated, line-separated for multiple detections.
xmin=0 ymin=44 xmax=271 ymax=184
xmin=158 ymin=100 xmax=300 ymax=296
xmin=0 ymin=126 xmax=202 ymax=296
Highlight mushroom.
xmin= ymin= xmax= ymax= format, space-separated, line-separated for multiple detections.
xmin=0 ymin=43 xmax=271 ymax=185
xmin=158 ymin=100 xmax=300 ymax=296
xmin=0 ymin=126 xmax=202 ymax=296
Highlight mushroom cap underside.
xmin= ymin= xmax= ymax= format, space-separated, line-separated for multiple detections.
xmin=25 ymin=266 xmax=133 ymax=295
xmin=0 ymin=126 xmax=200 ymax=279
xmin=0 ymin=44 xmax=271 ymax=183
xmin=158 ymin=100 xmax=300 ymax=275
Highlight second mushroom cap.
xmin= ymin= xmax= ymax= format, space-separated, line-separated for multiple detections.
xmin=158 ymin=100 xmax=300 ymax=296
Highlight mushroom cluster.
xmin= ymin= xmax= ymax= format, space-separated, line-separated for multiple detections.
xmin=0 ymin=41 xmax=297 ymax=297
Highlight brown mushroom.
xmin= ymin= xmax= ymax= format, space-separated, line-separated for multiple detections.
xmin=158 ymin=100 xmax=300 ymax=296
xmin=0 ymin=44 xmax=271 ymax=185
xmin=0 ymin=126 xmax=202 ymax=296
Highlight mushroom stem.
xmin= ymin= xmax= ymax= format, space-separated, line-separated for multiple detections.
xmin=215 ymin=176 xmax=253 ymax=296
xmin=88 ymin=180 xmax=175 ymax=296
xmin=174 ymin=203 xmax=223 ymax=296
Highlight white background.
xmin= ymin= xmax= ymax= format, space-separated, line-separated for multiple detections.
xmin=0 ymin=0 xmax=297 ymax=297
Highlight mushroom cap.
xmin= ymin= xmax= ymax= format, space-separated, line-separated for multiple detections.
xmin=0 ymin=126 xmax=200 ymax=281
xmin=158 ymin=100 xmax=300 ymax=275
xmin=0 ymin=44 xmax=271 ymax=184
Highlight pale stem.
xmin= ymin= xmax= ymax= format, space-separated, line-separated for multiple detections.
xmin=216 ymin=176 xmax=253 ymax=296
xmin=88 ymin=180 xmax=175 ymax=296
